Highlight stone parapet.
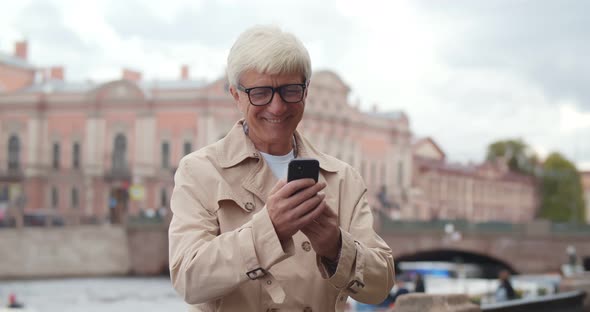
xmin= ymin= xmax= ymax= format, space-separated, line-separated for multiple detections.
xmin=560 ymin=274 xmax=590 ymax=312
xmin=394 ymin=294 xmax=481 ymax=312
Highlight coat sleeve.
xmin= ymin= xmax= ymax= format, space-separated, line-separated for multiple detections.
xmin=318 ymin=171 xmax=395 ymax=304
xmin=168 ymin=157 xmax=295 ymax=304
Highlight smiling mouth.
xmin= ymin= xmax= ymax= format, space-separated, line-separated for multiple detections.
xmin=264 ymin=117 xmax=287 ymax=124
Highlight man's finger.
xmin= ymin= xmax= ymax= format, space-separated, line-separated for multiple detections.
xmin=270 ymin=179 xmax=287 ymax=196
xmin=293 ymin=193 xmax=325 ymax=219
xmin=280 ymin=179 xmax=318 ymax=197
xmin=299 ymin=200 xmax=327 ymax=228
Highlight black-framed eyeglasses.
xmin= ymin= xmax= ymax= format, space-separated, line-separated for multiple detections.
xmin=237 ymin=83 xmax=307 ymax=106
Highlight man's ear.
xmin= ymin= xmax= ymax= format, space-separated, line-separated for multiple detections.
xmin=229 ymin=85 xmax=240 ymax=102
xmin=230 ymin=85 xmax=246 ymax=114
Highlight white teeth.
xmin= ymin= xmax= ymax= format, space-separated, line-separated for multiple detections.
xmin=266 ymin=118 xmax=282 ymax=124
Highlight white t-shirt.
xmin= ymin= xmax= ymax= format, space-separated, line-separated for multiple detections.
xmin=259 ymin=150 xmax=295 ymax=179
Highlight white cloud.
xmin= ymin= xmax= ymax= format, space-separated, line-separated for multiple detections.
xmin=559 ymin=102 xmax=590 ymax=134
xmin=1 ymin=0 xmax=590 ymax=168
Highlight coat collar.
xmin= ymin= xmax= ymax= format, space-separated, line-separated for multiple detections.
xmin=217 ymin=119 xmax=340 ymax=173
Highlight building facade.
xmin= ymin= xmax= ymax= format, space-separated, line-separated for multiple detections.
xmin=581 ymin=171 xmax=590 ymax=224
xmin=0 ymin=41 xmax=542 ymax=225
xmin=0 ymin=41 xmax=413 ymax=224
xmin=410 ymin=138 xmax=538 ymax=223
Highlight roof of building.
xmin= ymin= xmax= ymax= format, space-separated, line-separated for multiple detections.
xmin=22 ymin=79 xmax=97 ymax=93
xmin=140 ymin=79 xmax=208 ymax=91
xmin=366 ymin=110 xmax=406 ymax=120
xmin=414 ymin=156 xmax=534 ymax=183
xmin=18 ymin=78 xmax=208 ymax=95
xmin=0 ymin=51 xmax=36 ymax=70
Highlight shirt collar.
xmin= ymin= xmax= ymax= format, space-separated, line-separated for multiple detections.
xmin=217 ymin=119 xmax=340 ymax=173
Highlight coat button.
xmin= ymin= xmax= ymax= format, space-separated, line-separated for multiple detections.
xmin=245 ymin=202 xmax=255 ymax=212
xmin=302 ymin=241 xmax=311 ymax=252
xmin=266 ymin=279 xmax=272 ymax=285
xmin=303 ymin=307 xmax=312 ymax=312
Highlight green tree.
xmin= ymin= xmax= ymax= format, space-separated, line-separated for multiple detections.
xmin=486 ymin=139 xmax=538 ymax=175
xmin=539 ymin=152 xmax=586 ymax=223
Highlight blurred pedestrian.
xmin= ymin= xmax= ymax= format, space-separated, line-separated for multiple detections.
xmin=495 ymin=270 xmax=516 ymax=302
xmin=414 ymin=273 xmax=425 ymax=293
xmin=8 ymin=293 xmax=24 ymax=308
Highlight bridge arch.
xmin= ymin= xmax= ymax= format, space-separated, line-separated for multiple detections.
xmin=394 ymin=248 xmax=517 ymax=279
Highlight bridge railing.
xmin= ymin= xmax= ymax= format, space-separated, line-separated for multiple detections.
xmin=379 ymin=219 xmax=590 ymax=236
xmin=480 ymin=290 xmax=587 ymax=312
xmin=393 ymin=291 xmax=587 ymax=312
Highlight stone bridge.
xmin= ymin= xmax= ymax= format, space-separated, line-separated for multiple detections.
xmin=0 ymin=220 xmax=589 ymax=279
xmin=378 ymin=220 xmax=590 ymax=274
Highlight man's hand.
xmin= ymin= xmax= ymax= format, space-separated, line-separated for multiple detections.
xmin=301 ymin=202 xmax=341 ymax=261
xmin=266 ymin=179 xmax=327 ymax=243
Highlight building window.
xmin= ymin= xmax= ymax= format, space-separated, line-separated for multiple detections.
xmin=160 ymin=188 xmax=168 ymax=208
xmin=361 ymin=160 xmax=366 ymax=178
xmin=183 ymin=141 xmax=192 ymax=156
xmin=51 ymin=187 xmax=59 ymax=209
xmin=71 ymin=187 xmax=79 ymax=209
xmin=112 ymin=134 xmax=127 ymax=170
xmin=52 ymin=142 xmax=60 ymax=169
xmin=397 ymin=161 xmax=404 ymax=186
xmin=162 ymin=141 xmax=170 ymax=169
xmin=8 ymin=135 xmax=20 ymax=170
xmin=73 ymin=142 xmax=81 ymax=169
xmin=0 ymin=186 xmax=8 ymax=202
xmin=371 ymin=161 xmax=377 ymax=186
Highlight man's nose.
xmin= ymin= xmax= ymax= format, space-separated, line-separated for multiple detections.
xmin=266 ymin=91 xmax=288 ymax=115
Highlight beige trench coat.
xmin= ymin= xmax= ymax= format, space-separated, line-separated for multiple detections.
xmin=169 ymin=120 xmax=394 ymax=312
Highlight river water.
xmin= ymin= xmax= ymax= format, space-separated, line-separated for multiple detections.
xmin=0 ymin=275 xmax=560 ymax=311
xmin=0 ymin=277 xmax=187 ymax=312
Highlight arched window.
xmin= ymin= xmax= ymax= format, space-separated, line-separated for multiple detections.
xmin=71 ymin=187 xmax=79 ymax=209
xmin=0 ymin=185 xmax=8 ymax=201
xmin=160 ymin=188 xmax=168 ymax=208
xmin=112 ymin=134 xmax=127 ymax=170
xmin=52 ymin=142 xmax=60 ymax=169
xmin=183 ymin=141 xmax=192 ymax=156
xmin=397 ymin=161 xmax=404 ymax=186
xmin=371 ymin=161 xmax=377 ymax=186
xmin=161 ymin=141 xmax=170 ymax=169
xmin=8 ymin=135 xmax=20 ymax=170
xmin=361 ymin=160 xmax=366 ymax=178
xmin=51 ymin=187 xmax=59 ymax=209
xmin=73 ymin=142 xmax=81 ymax=169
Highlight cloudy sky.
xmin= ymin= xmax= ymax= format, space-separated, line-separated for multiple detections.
xmin=2 ymin=0 xmax=589 ymax=168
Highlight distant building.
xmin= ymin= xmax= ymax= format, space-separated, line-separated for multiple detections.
xmin=581 ymin=171 xmax=590 ymax=224
xmin=411 ymin=137 xmax=538 ymax=223
xmin=0 ymin=41 xmax=412 ymax=224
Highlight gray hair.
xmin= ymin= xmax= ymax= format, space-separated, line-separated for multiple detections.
xmin=227 ymin=25 xmax=312 ymax=87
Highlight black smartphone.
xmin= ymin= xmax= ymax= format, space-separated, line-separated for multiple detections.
xmin=287 ymin=158 xmax=320 ymax=182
